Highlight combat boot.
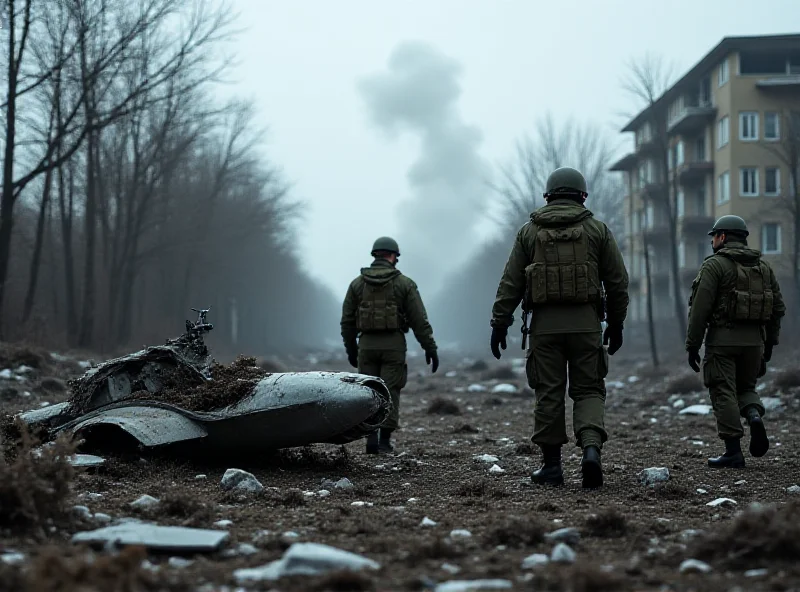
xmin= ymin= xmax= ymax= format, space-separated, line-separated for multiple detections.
xmin=745 ymin=406 xmax=769 ymax=458
xmin=708 ymin=438 xmax=745 ymax=468
xmin=581 ymin=445 xmax=603 ymax=489
xmin=378 ymin=428 xmax=394 ymax=454
xmin=531 ymin=445 xmax=563 ymax=486
xmin=365 ymin=430 xmax=379 ymax=454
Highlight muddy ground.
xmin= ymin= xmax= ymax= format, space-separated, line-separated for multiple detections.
xmin=1 ymin=343 xmax=800 ymax=591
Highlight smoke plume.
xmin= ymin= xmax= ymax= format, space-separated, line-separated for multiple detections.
xmin=357 ymin=42 xmax=491 ymax=293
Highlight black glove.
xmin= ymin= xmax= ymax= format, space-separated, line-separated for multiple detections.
xmin=426 ymin=350 xmax=439 ymax=374
xmin=688 ymin=348 xmax=701 ymax=373
xmin=490 ymin=326 xmax=507 ymax=360
xmin=602 ymin=324 xmax=624 ymax=356
xmin=347 ymin=350 xmax=358 ymax=369
xmin=763 ymin=343 xmax=774 ymax=363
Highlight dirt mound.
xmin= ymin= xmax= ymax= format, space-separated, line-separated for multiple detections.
xmin=426 ymin=397 xmax=461 ymax=415
xmin=693 ymin=501 xmax=800 ymax=565
xmin=665 ymin=373 xmax=703 ymax=393
xmin=585 ymin=508 xmax=628 ymax=538
xmin=0 ymin=342 xmax=48 ymax=371
xmin=130 ymin=355 xmax=269 ymax=412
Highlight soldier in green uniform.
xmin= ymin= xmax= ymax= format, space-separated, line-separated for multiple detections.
xmin=686 ymin=215 xmax=785 ymax=468
xmin=341 ymin=237 xmax=439 ymax=454
xmin=489 ymin=167 xmax=629 ymax=489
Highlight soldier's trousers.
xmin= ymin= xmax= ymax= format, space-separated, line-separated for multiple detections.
xmin=526 ymin=331 xmax=608 ymax=449
xmin=702 ymin=345 xmax=765 ymax=440
xmin=358 ymin=349 xmax=407 ymax=431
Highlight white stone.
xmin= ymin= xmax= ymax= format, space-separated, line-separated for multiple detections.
xmin=545 ymin=527 xmax=580 ymax=545
xmin=72 ymin=523 xmax=229 ymax=552
xmin=696 ymin=488 xmax=708 ymax=494
xmin=0 ymin=369 xmax=12 ymax=379
xmin=350 ymin=501 xmax=373 ymax=507
xmin=672 ymin=399 xmax=686 ymax=409
xmin=93 ymin=513 xmax=112 ymax=524
xmin=467 ymin=384 xmax=487 ymax=393
xmin=434 ymin=580 xmax=512 ymax=592
xmin=130 ymin=495 xmax=161 ymax=510
xmin=318 ymin=489 xmax=331 ymax=497
xmin=79 ymin=492 xmax=104 ymax=501
xmin=1 ymin=552 xmax=26 ymax=565
xmin=473 ymin=454 xmax=499 ymax=463
xmin=334 ymin=478 xmax=354 ymax=490
xmin=606 ymin=380 xmax=625 ymax=389
xmin=492 ymin=384 xmax=517 ymax=394
xmin=168 ymin=557 xmax=194 ymax=569
xmin=449 ymin=529 xmax=472 ymax=538
xmin=220 ymin=469 xmax=264 ymax=494
xmin=15 ymin=365 xmax=33 ymax=374
xmin=420 ymin=517 xmax=437 ymax=527
xmin=550 ymin=543 xmax=576 ymax=564
xmin=195 ymin=474 xmax=207 ymax=480
xmin=446 ymin=371 xmax=458 ymax=378
xmin=69 ymin=454 xmax=105 ymax=468
xmin=407 ymin=497 xmax=419 ymax=503
xmin=627 ymin=376 xmax=639 ymax=383
xmin=72 ymin=505 xmax=92 ymax=520
xmin=761 ymin=397 xmax=783 ymax=411
xmin=745 ymin=568 xmax=769 ymax=577
xmin=488 ymin=464 xmax=505 ymax=474
xmin=787 ymin=485 xmax=800 ymax=494
xmin=679 ymin=529 xmax=705 ymax=542
xmin=706 ymin=498 xmax=737 ymax=507
xmin=233 ymin=542 xmax=380 ymax=582
xmin=521 ymin=553 xmax=549 ymax=569
xmin=441 ymin=563 xmax=461 ymax=574
xmin=679 ymin=559 xmax=712 ymax=574
xmin=679 ymin=404 xmax=712 ymax=416
xmin=734 ymin=480 xmax=747 ymax=486
xmin=639 ymin=467 xmax=670 ymax=486
xmin=214 ymin=519 xmax=234 ymax=528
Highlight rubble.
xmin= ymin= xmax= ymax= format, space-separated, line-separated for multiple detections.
xmin=71 ymin=523 xmax=229 ymax=552
xmin=233 ymin=542 xmax=380 ymax=582
xmin=639 ymin=467 xmax=670 ymax=486
xmin=220 ymin=469 xmax=264 ymax=494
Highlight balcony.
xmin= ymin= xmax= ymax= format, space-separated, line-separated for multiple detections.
xmin=756 ymin=75 xmax=800 ymax=89
xmin=643 ymin=222 xmax=670 ymax=243
xmin=635 ymin=136 xmax=660 ymax=157
xmin=677 ymin=161 xmax=714 ymax=185
xmin=641 ymin=181 xmax=667 ymax=200
xmin=610 ymin=152 xmax=637 ymax=172
xmin=681 ymin=214 xmax=715 ymax=237
xmin=668 ymin=105 xmax=717 ymax=136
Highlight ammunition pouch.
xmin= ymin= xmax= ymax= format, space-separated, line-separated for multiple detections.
xmin=357 ymin=280 xmax=401 ymax=333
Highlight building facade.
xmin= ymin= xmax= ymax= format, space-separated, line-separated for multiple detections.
xmin=612 ymin=35 xmax=800 ymax=322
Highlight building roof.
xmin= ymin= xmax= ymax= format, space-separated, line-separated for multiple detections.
xmin=621 ymin=34 xmax=800 ymax=133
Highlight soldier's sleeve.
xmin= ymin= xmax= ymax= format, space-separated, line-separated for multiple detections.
xmin=490 ymin=226 xmax=529 ymax=329
xmin=765 ymin=263 xmax=786 ymax=345
xmin=340 ymin=282 xmax=359 ymax=354
xmin=404 ymin=279 xmax=437 ymax=352
xmin=685 ymin=260 xmax=720 ymax=351
xmin=598 ymin=225 xmax=629 ymax=327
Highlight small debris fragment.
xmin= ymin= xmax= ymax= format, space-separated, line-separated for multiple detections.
xmin=130 ymin=495 xmax=161 ymax=510
xmin=233 ymin=542 xmax=380 ymax=582
xmin=93 ymin=513 xmax=112 ymax=524
xmin=449 ymin=529 xmax=472 ymax=538
xmin=72 ymin=505 xmax=93 ymax=520
xmin=0 ymin=552 xmax=26 ymax=565
xmin=434 ymin=580 xmax=513 ymax=592
xmin=734 ymin=480 xmax=747 ymax=486
xmin=491 ymin=384 xmax=517 ymax=394
xmin=195 ymin=474 xmax=207 ymax=480
xmin=69 ymin=454 xmax=105 ymax=468
xmin=72 ymin=523 xmax=229 ymax=552
xmin=545 ymin=527 xmax=580 ymax=545
xmin=696 ymin=489 xmax=708 ymax=494
xmin=744 ymin=568 xmax=769 ymax=578
xmin=679 ymin=559 xmax=712 ymax=574
xmin=420 ymin=517 xmax=437 ymax=527
xmin=521 ymin=553 xmax=549 ymax=569
xmin=334 ymin=478 xmax=354 ymax=490
xmin=550 ymin=543 xmax=576 ymax=564
xmin=467 ymin=384 xmax=487 ymax=393
xmin=350 ymin=501 xmax=373 ymax=507
xmin=168 ymin=557 xmax=194 ymax=569
xmin=639 ymin=467 xmax=670 ymax=486
xmin=474 ymin=454 xmax=499 ymax=463
xmin=786 ymin=485 xmax=800 ymax=494
xmin=317 ymin=489 xmax=331 ymax=497
xmin=441 ymin=563 xmax=461 ymax=574
xmin=220 ymin=469 xmax=264 ymax=494
xmin=488 ymin=464 xmax=505 ymax=474
xmin=214 ymin=520 xmax=234 ymax=528
xmin=706 ymin=498 xmax=736 ymax=507
xmin=679 ymin=404 xmax=712 ymax=416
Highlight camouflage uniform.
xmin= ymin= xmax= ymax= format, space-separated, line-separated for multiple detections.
xmin=341 ymin=254 xmax=438 ymax=452
xmin=686 ymin=237 xmax=785 ymax=467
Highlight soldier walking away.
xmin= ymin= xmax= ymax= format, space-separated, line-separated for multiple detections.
xmin=489 ymin=167 xmax=629 ymax=489
xmin=686 ymin=215 xmax=785 ymax=468
xmin=341 ymin=237 xmax=439 ymax=454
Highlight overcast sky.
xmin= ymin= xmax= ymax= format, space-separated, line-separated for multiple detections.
xmin=225 ymin=0 xmax=800 ymax=298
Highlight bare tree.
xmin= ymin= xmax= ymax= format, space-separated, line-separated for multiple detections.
xmin=492 ymin=114 xmax=625 ymax=236
xmin=622 ymin=54 xmax=686 ymax=342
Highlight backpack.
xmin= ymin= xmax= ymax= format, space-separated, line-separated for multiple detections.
xmin=356 ymin=280 xmax=400 ymax=332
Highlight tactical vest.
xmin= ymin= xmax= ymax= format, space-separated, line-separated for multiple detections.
xmin=717 ymin=255 xmax=774 ymax=323
xmin=356 ymin=280 xmax=401 ymax=333
xmin=524 ymin=221 xmax=601 ymax=305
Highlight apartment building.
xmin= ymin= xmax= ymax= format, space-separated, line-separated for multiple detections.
xmin=611 ymin=34 xmax=800 ymax=322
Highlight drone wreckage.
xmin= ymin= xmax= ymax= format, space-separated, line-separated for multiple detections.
xmin=16 ymin=309 xmax=392 ymax=457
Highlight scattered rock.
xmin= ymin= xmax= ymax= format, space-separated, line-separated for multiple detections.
xmin=72 ymin=505 xmax=92 ymax=520
xmin=679 ymin=559 xmax=712 ymax=574
xmin=449 ymin=529 xmax=472 ymax=538
xmin=679 ymin=529 xmax=705 ymax=542
xmin=130 ymin=495 xmax=161 ymax=510
xmin=350 ymin=501 xmax=373 ymax=507
xmin=445 ymin=371 xmax=458 ymax=378
xmin=491 ymin=384 xmax=517 ymax=394
xmin=334 ymin=478 xmax=354 ymax=490
xmin=467 ymin=384 xmax=487 ymax=393
xmin=214 ymin=520 xmax=234 ymax=528
xmin=233 ymin=542 xmax=380 ymax=582
xmin=550 ymin=543 xmax=576 ymax=564
xmin=93 ymin=513 xmax=112 ymax=524
xmin=195 ymin=474 xmax=207 ymax=480
xmin=761 ymin=397 xmax=783 ymax=411
xmin=168 ymin=557 xmax=194 ymax=569
xmin=220 ymin=469 xmax=264 ymax=494
xmin=72 ymin=523 xmax=229 ymax=552
xmin=679 ymin=405 xmax=712 ymax=416
xmin=672 ymin=399 xmax=686 ymax=409
xmin=69 ymin=454 xmax=105 ymax=468
xmin=521 ymin=553 xmax=549 ymax=569
xmin=639 ymin=467 xmax=670 ymax=486
xmin=318 ymin=489 xmax=331 ymax=497
xmin=434 ymin=580 xmax=512 ymax=592
xmin=787 ymin=485 xmax=800 ymax=494
xmin=420 ymin=517 xmax=437 ymax=527
xmin=706 ymin=498 xmax=737 ymax=507
xmin=544 ymin=527 xmax=580 ymax=545
xmin=734 ymin=480 xmax=747 ymax=486
xmin=488 ymin=464 xmax=505 ymax=474
xmin=744 ymin=568 xmax=768 ymax=578
xmin=696 ymin=489 xmax=708 ymax=494
xmin=473 ymin=454 xmax=499 ymax=463
xmin=0 ymin=552 xmax=25 ymax=565
xmin=223 ymin=543 xmax=259 ymax=557
xmin=441 ymin=563 xmax=461 ymax=574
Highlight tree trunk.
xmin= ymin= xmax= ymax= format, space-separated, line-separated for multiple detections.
xmin=663 ymin=139 xmax=687 ymax=340
xmin=22 ymin=163 xmax=55 ymax=322
xmin=78 ymin=130 xmax=98 ymax=347
xmin=59 ymin=162 xmax=78 ymax=341
xmin=642 ymin=235 xmax=659 ymax=367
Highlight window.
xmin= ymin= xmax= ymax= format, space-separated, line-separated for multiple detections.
xmin=678 ymin=241 xmax=686 ymax=268
xmin=717 ymin=171 xmax=730 ymax=204
xmin=677 ymin=190 xmax=685 ymax=218
xmin=676 ymin=141 xmax=684 ymax=166
xmin=765 ymin=167 xmax=780 ymax=196
xmin=645 ymin=204 xmax=654 ymax=229
xmin=695 ymin=135 xmax=706 ymax=161
xmin=717 ymin=116 xmax=730 ymax=149
xmin=718 ymin=58 xmax=729 ymax=86
xmin=739 ymin=112 xmax=759 ymax=141
xmin=765 ymin=112 xmax=780 ymax=140
xmin=761 ymin=223 xmax=781 ymax=254
xmin=699 ymin=76 xmax=712 ymax=106
xmin=740 ymin=167 xmax=759 ymax=196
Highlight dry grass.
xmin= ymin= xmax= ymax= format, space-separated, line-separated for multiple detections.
xmin=585 ymin=509 xmax=628 ymax=538
xmin=426 ymin=397 xmax=461 ymax=415
xmin=484 ymin=517 xmax=546 ymax=547
xmin=153 ymin=490 xmax=214 ymax=527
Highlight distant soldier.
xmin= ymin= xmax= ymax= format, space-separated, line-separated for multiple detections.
xmin=489 ymin=167 xmax=629 ymax=489
xmin=341 ymin=237 xmax=439 ymax=454
xmin=686 ymin=215 xmax=785 ymax=468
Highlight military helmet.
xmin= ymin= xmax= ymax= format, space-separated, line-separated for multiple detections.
xmin=708 ymin=215 xmax=749 ymax=237
xmin=371 ymin=236 xmax=400 ymax=256
xmin=544 ymin=167 xmax=588 ymax=197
